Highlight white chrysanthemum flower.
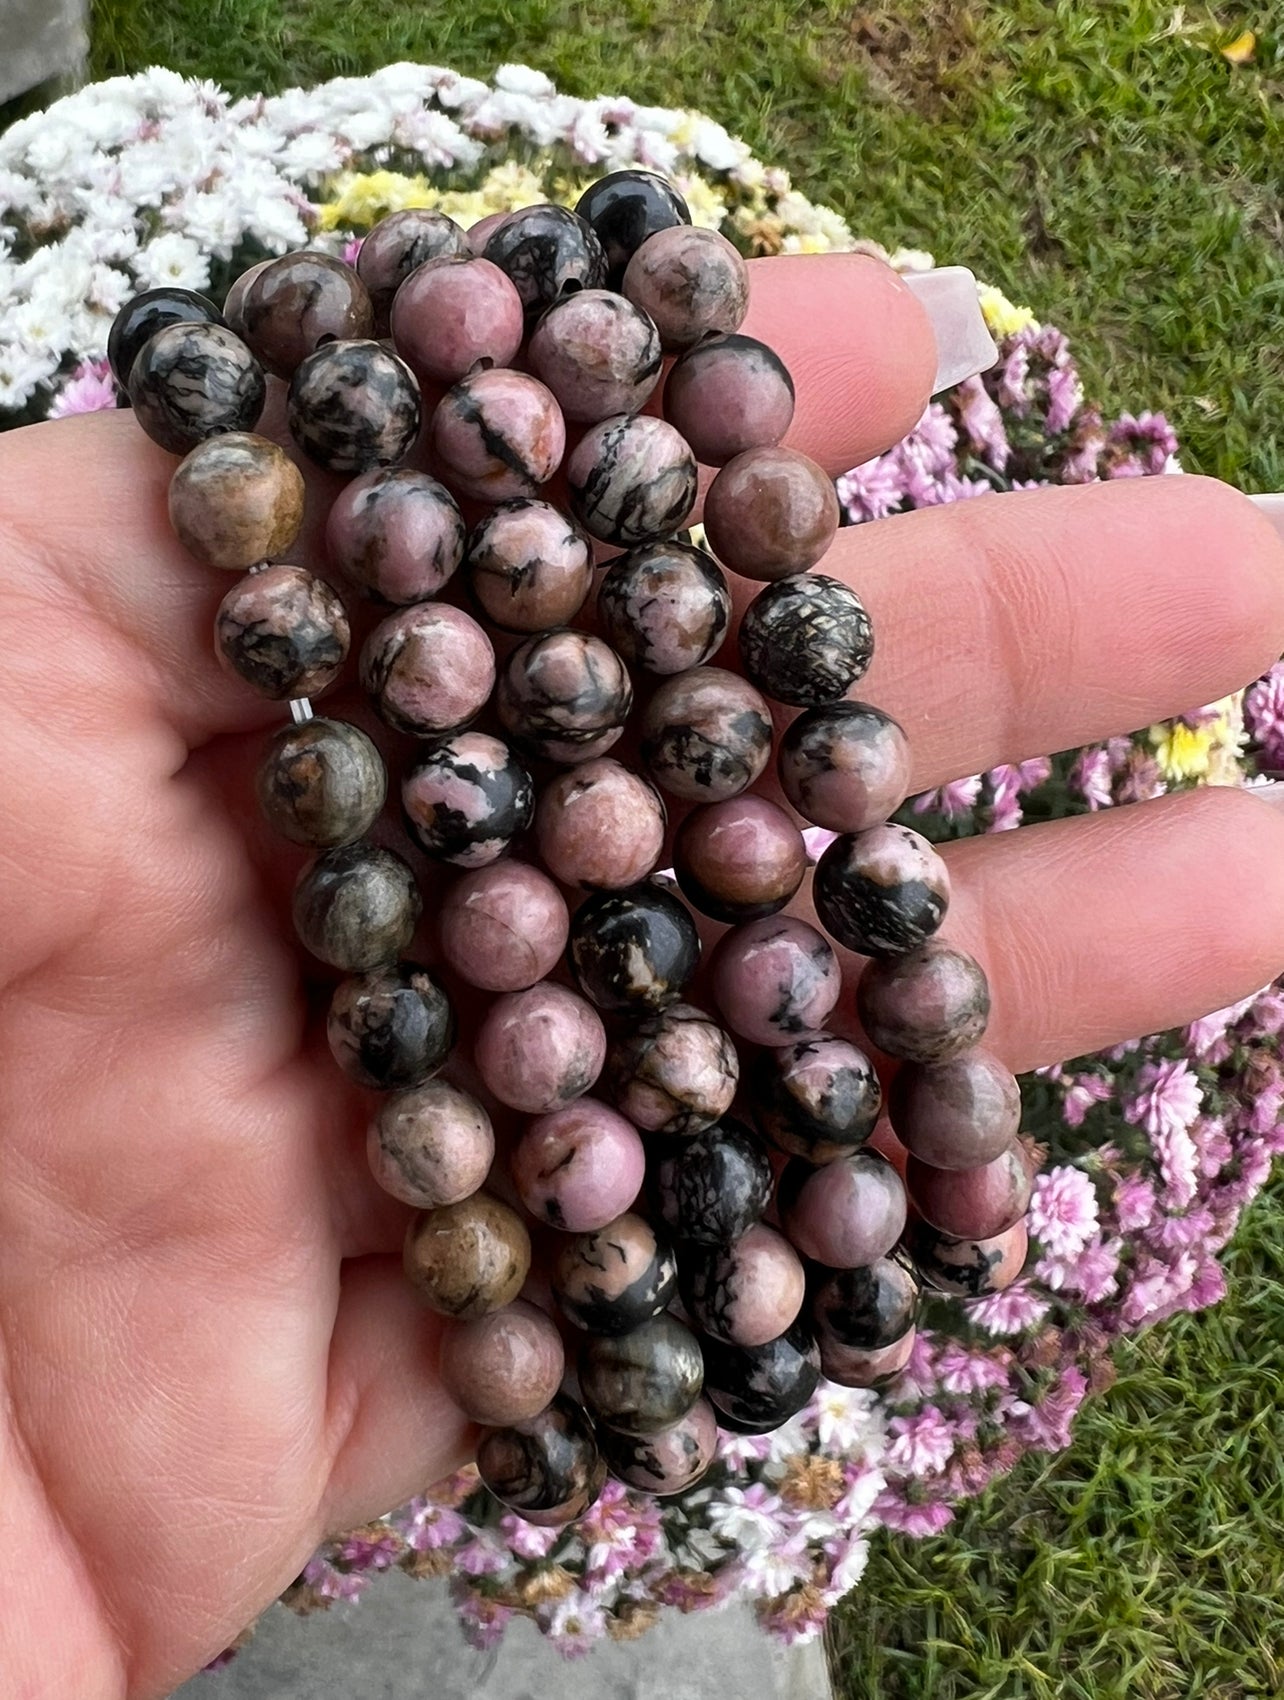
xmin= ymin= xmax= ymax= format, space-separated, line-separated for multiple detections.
xmin=132 ymin=232 xmax=210 ymax=290
xmin=813 ymin=1383 xmax=884 ymax=1457
xmin=0 ymin=342 xmax=57 ymax=409
xmin=692 ymin=118 xmax=746 ymax=172
xmin=494 ymin=63 xmax=556 ymax=98
xmin=706 ymin=1485 xmax=786 ymax=1551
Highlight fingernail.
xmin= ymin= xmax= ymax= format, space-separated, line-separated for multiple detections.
xmin=1250 ymin=780 xmax=1284 ymax=809
xmin=1248 ymin=492 xmax=1284 ymax=540
xmin=902 ymin=266 xmax=999 ymax=393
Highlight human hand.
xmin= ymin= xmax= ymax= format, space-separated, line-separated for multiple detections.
xmin=2 ymin=253 xmax=1283 ymax=1699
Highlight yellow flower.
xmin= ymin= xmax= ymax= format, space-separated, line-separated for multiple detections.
xmin=478 ymin=161 xmax=547 ymax=213
xmin=675 ymin=172 xmax=727 ymax=231
xmin=978 ymin=283 xmax=1037 ymax=339
xmin=782 ymin=231 xmax=834 ymax=255
xmin=1148 ymin=697 xmax=1245 ymax=786
xmin=315 ymin=169 xmax=438 ymax=231
xmin=432 ymin=190 xmax=491 ymax=229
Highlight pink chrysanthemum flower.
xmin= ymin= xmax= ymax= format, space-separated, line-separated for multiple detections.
xmin=913 ymin=774 xmax=982 ymax=819
xmin=1070 ymin=745 xmax=1114 ymax=809
xmin=47 ymin=358 xmax=118 ymax=418
xmin=454 ymin=1591 xmax=514 ymax=1652
xmin=836 ymin=452 xmax=907 ymax=522
xmin=872 ymin=1487 xmax=954 ymax=1537
xmin=1029 ymin=1165 xmax=1100 ymax=1258
xmin=1061 ymin=1071 xmax=1113 ymax=1128
xmin=1019 ymin=1365 xmax=1087 ymax=1451
xmin=1124 ymin=1057 xmax=1203 ymax=1141
xmin=885 ymin=1405 xmax=958 ymax=1475
xmin=934 ymin=1340 xmax=1014 ymax=1395
xmin=967 ymin=1280 xmax=1050 ymax=1336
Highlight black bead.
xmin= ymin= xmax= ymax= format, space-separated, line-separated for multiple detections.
xmin=738 ymin=574 xmax=874 ymax=707
xmin=476 ymin=1394 xmax=606 ymax=1520
xmin=327 ymin=961 xmax=455 ymax=1090
xmin=813 ymin=828 xmax=949 ymax=959
xmin=650 ymin=1118 xmax=773 ymax=1246
xmin=287 ymin=339 xmax=421 ymax=474
xmin=809 ymin=1252 xmax=921 ymax=1351
xmin=127 ymin=322 xmax=266 ymax=456
xmin=574 ymin=170 xmax=692 ymax=289
xmin=700 ymin=1318 xmax=821 ymax=1430
xmin=484 ymin=203 xmax=608 ymax=320
xmin=107 ymin=287 xmax=227 ymax=386
xmin=567 ymin=879 xmax=701 ymax=1014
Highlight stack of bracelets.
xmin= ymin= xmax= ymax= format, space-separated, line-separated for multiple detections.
xmin=106 ymin=171 xmax=1032 ymax=1527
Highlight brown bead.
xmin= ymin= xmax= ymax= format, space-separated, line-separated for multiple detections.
xmin=239 ymin=252 xmax=374 ymax=379
xmin=168 ymin=432 xmax=305 ymax=572
xmin=439 ymin=1300 xmax=565 ymax=1427
xmin=674 ymin=795 xmax=807 ymax=923
xmin=703 ymin=446 xmax=839 ymax=581
xmin=403 ymin=1192 xmax=531 ymax=1319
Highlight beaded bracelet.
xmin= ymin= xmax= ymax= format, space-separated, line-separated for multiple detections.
xmin=107 ymin=172 xmax=1033 ymax=1525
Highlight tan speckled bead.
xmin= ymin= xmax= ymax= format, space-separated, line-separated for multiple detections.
xmin=439 ymin=1299 xmax=566 ymax=1427
xmin=168 ymin=432 xmax=305 ymax=572
xmin=403 ymin=1192 xmax=531 ymax=1319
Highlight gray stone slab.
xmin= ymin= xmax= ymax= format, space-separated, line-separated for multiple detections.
xmin=0 ymin=0 xmax=87 ymax=104
xmin=171 ymin=1569 xmax=832 ymax=1700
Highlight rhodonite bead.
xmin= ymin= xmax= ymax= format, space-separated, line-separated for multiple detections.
xmin=739 ymin=575 xmax=873 ymax=707
xmin=465 ymin=210 xmax=515 ymax=254
xmin=108 ymin=286 xmax=226 ymax=386
xmin=222 ymin=261 xmax=271 ymax=341
xmin=700 ymin=1317 xmax=820 ymax=1432
xmin=703 ymin=446 xmax=840 ymax=581
xmin=663 ymin=333 xmax=795 ymax=466
xmin=709 ymin=916 xmax=841 ymax=1048
xmin=327 ymin=960 xmax=455 ymax=1090
xmin=390 ymin=255 xmax=525 ymax=383
xmin=888 ymin=1051 xmax=1022 ymax=1170
xmin=401 ymin=731 xmax=533 ymax=868
xmin=368 ymin=1079 xmax=494 ymax=1208
xmin=907 ymin=1144 xmax=1034 ymax=1240
xmin=292 ymin=841 xmax=421 ymax=971
xmin=464 ymin=499 xmax=594 ymax=633
xmin=473 ymin=982 xmax=606 ymax=1114
xmin=238 ymin=252 xmax=373 ymax=379
xmin=551 ymin=1211 xmax=678 ymax=1334
xmin=777 ymin=702 xmax=912 ymax=833
xmin=495 ymin=629 xmax=632 ymax=764
xmin=809 ymin=1254 xmax=921 ymax=1352
xmin=674 ymin=795 xmax=807 ymax=924
xmin=325 ymin=468 xmax=466 ymax=605
xmin=476 ymin=1394 xmax=607 ymax=1526
xmin=256 ymin=717 xmax=387 ymax=848
xmin=168 ymin=432 xmax=305 ymax=572
xmin=287 ymin=339 xmax=421 ymax=474
xmin=817 ymin=1325 xmax=917 ymax=1390
xmin=527 ymin=289 xmax=662 ymax=422
xmin=621 ymin=225 xmax=749 ymax=352
xmin=651 ymin=1117 xmax=774 ymax=1246
xmin=778 ymin=1149 xmax=907 ymax=1267
xmin=678 ymin=1222 xmax=805 ymax=1348
xmin=430 ymin=368 xmax=565 ymax=503
xmin=356 ymin=208 xmax=470 ymax=330
xmin=483 ymin=202 xmax=607 ymax=320
xmin=639 ymin=666 xmax=773 ymax=802
xmin=904 ymin=1215 xmax=1029 ymax=1297
xmin=574 ymin=170 xmax=691 ymax=290
xmin=512 ymin=1099 xmax=646 ymax=1232
xmin=857 ymin=940 xmax=991 ymax=1064
xmin=534 ymin=760 xmax=667 ymax=890
xmin=568 ymin=881 xmax=701 ymax=1015
xmin=565 ymin=414 xmax=698 ymax=546
xmin=814 ymin=824 xmax=950 ymax=958
xmin=604 ymin=1002 xmax=739 ymax=1136
xmin=360 ymin=602 xmax=495 ymax=737
xmin=440 ymin=1299 xmax=565 ymax=1426
xmin=752 ymin=1035 xmax=883 ymax=1164
xmin=403 ymin=1193 xmax=531 ymax=1318
xmin=598 ymin=1396 xmax=718 ymax=1496
xmin=596 ymin=539 xmax=731 ymax=675
xmin=127 ymin=322 xmax=265 ymax=455
xmin=215 ymin=564 xmax=349 ymax=700
xmin=439 ymin=861 xmax=569 ymax=993
xmin=579 ymin=1312 xmax=703 ymax=1436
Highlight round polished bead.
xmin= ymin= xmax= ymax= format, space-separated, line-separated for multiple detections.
xmin=605 ymin=1003 xmax=739 ymax=1136
xmin=401 ymin=732 xmax=533 ymax=867
xmin=907 ymin=1144 xmax=1034 ymax=1240
xmin=440 ymin=1300 xmax=565 ymax=1426
xmin=325 ymin=468 xmax=466 ymax=605
xmin=527 ymin=289 xmax=662 ymax=422
xmin=495 ymin=629 xmax=632 ymax=765
xmin=674 ymin=796 xmax=807 ymax=924
xmin=476 ymin=1394 xmax=607 ymax=1526
xmin=566 ymin=414 xmax=698 ymax=546
xmin=574 ymin=170 xmax=691 ymax=289
xmin=621 ymin=225 xmax=749 ymax=352
xmin=700 ymin=1317 xmax=819 ymax=1432
xmin=222 ymin=261 xmax=272 ymax=341
xmin=814 ymin=824 xmax=950 ymax=958
xmin=168 ymin=432 xmax=305 ymax=571
xmin=597 ymin=540 xmax=731 ymax=675
xmin=568 ymin=881 xmax=701 ymax=1015
xmin=215 ymin=564 xmax=349 ymax=700
xmin=809 ymin=1254 xmax=921 ymax=1352
xmin=679 ymin=1223 xmax=805 ymax=1348
xmin=360 ymin=602 xmax=495 ymax=737
xmin=512 ymin=1099 xmax=646 ymax=1232
xmin=465 ymin=499 xmax=594 ymax=633
xmin=483 ymin=202 xmax=607 ymax=320
xmin=709 ymin=916 xmax=841 ymax=1049
xmin=904 ymin=1215 xmax=1029 ymax=1297
xmin=579 ymin=1312 xmax=703 ymax=1436
xmin=128 ymin=322 xmax=265 ymax=455
xmin=857 ymin=941 xmax=991 ymax=1064
xmin=663 ymin=333 xmax=795 ymax=466
xmin=356 ymin=208 xmax=470 ymax=330
xmin=778 ymin=1149 xmax=907 ymax=1267
xmin=651 ymin=1117 xmax=774 ymax=1247
xmin=465 ymin=210 xmax=515 ymax=254
xmin=703 ymin=446 xmax=839 ymax=581
xmin=108 ymin=286 xmax=226 ymax=386
xmin=752 ymin=1035 xmax=884 ymax=1164
xmin=238 ymin=252 xmax=373 ymax=379
xmin=439 ymin=861 xmax=569 ymax=993
xmin=292 ymin=841 xmax=421 ymax=971
xmin=368 ymin=1080 xmax=494 ymax=1209
xmin=888 ymin=1051 xmax=1022 ymax=1171
xmin=288 ymin=339 xmax=421 ymax=474
xmin=599 ymin=1396 xmax=718 ymax=1496
xmin=534 ymin=760 xmax=667 ymax=891
xmin=639 ymin=666 xmax=773 ymax=802
xmin=327 ymin=960 xmax=455 ymax=1090
xmin=256 ymin=717 xmax=387 ymax=848
xmin=551 ymin=1212 xmax=678 ymax=1335
xmin=403 ymin=1193 xmax=531 ymax=1319
xmin=473 ymin=982 xmax=606 ymax=1115
xmin=739 ymin=575 xmax=873 ymax=707
xmin=430 ymin=368 xmax=565 ymax=503
xmin=390 ymin=255 xmax=525 ymax=383
xmin=777 ymin=702 xmax=912 ymax=833
xmin=817 ymin=1324 xmax=917 ymax=1390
